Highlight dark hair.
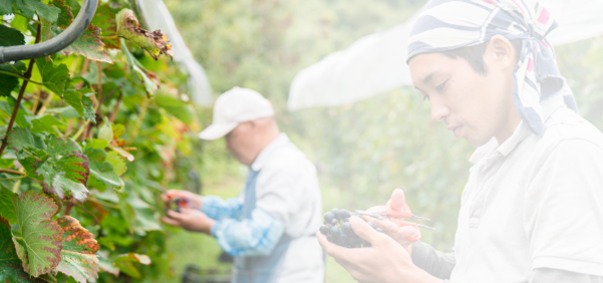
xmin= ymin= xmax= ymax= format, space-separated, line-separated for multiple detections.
xmin=442 ymin=39 xmax=522 ymax=76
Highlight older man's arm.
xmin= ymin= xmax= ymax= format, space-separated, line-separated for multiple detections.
xmin=410 ymin=241 xmax=456 ymax=280
xmin=211 ymin=207 xmax=286 ymax=257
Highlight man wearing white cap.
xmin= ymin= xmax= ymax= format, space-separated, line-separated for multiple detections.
xmin=162 ymin=87 xmax=324 ymax=283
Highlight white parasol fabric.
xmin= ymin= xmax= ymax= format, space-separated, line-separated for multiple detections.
xmin=135 ymin=0 xmax=213 ymax=106
xmin=287 ymin=0 xmax=603 ymax=111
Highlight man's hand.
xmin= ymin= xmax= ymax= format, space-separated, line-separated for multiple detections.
xmin=365 ymin=189 xmax=418 ymax=253
xmin=317 ymin=216 xmax=441 ymax=283
xmin=162 ymin=190 xmax=202 ymax=210
xmin=162 ymin=208 xmax=215 ymax=234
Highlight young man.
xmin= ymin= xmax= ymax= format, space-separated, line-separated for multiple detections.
xmin=317 ymin=0 xmax=603 ymax=282
xmin=163 ymin=87 xmax=324 ymax=283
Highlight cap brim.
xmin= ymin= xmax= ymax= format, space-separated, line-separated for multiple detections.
xmin=198 ymin=122 xmax=238 ymax=140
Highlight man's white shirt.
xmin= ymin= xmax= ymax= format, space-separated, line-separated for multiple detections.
xmin=450 ymin=95 xmax=603 ymax=282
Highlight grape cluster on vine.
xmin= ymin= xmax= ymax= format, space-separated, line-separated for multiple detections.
xmin=319 ymin=208 xmax=382 ymax=248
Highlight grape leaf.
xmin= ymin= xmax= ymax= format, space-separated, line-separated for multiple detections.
xmin=0 ymin=216 xmax=48 ymax=283
xmin=0 ymin=189 xmax=17 ymax=224
xmin=85 ymin=148 xmax=124 ymax=190
xmin=62 ymin=89 xmax=96 ymax=123
xmin=106 ymin=151 xmax=127 ymax=176
xmin=0 ymin=96 xmax=34 ymax=128
xmin=35 ymin=58 xmax=69 ymax=96
xmin=91 ymin=4 xmax=120 ymax=49
xmin=116 ymin=9 xmax=172 ymax=60
xmin=0 ymin=25 xmax=25 ymax=47
xmin=39 ymin=1 xmax=111 ymax=63
xmin=13 ymin=191 xmax=63 ymax=277
xmin=121 ymin=39 xmax=159 ymax=95
xmin=112 ymin=253 xmax=151 ymax=279
xmin=97 ymin=119 xmax=113 ymax=141
xmin=45 ymin=135 xmax=81 ymax=156
xmin=53 ymin=216 xmax=99 ymax=283
xmin=15 ymin=0 xmax=60 ymax=22
xmin=7 ymin=127 xmax=36 ymax=152
xmin=20 ymin=135 xmax=91 ymax=202
xmin=0 ymin=0 xmax=15 ymax=15
xmin=64 ymin=25 xmax=111 ymax=63
xmin=31 ymin=115 xmax=65 ymax=134
xmin=0 ymin=63 xmax=22 ymax=97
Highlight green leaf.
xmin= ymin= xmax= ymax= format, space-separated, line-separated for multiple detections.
xmin=39 ymin=2 xmax=110 ymax=63
xmin=97 ymin=118 xmax=113 ymax=141
xmin=53 ymin=216 xmax=100 ymax=283
xmin=16 ymin=0 xmax=60 ymax=22
xmin=0 ymin=216 xmax=48 ymax=283
xmin=31 ymin=115 xmax=65 ymax=134
xmin=13 ymin=191 xmax=63 ymax=277
xmin=155 ymin=95 xmax=194 ymax=123
xmin=0 ymin=97 xmax=34 ymax=128
xmin=112 ymin=124 xmax=125 ymax=139
xmin=0 ymin=189 xmax=17 ymax=223
xmin=121 ymin=39 xmax=159 ymax=95
xmin=112 ymin=253 xmax=151 ymax=279
xmin=85 ymin=148 xmax=124 ymax=190
xmin=116 ymin=9 xmax=172 ymax=60
xmin=0 ymin=25 xmax=25 ymax=47
xmin=62 ymin=89 xmax=96 ymax=123
xmin=106 ymin=151 xmax=127 ymax=176
xmin=64 ymin=25 xmax=111 ymax=63
xmin=0 ymin=63 xmax=22 ymax=97
xmin=7 ymin=127 xmax=35 ymax=152
xmin=91 ymin=4 xmax=119 ymax=49
xmin=84 ymin=138 xmax=109 ymax=150
xmin=0 ymin=0 xmax=15 ymax=15
xmin=35 ymin=58 xmax=69 ymax=96
xmin=21 ymin=135 xmax=90 ymax=202
xmin=45 ymin=135 xmax=81 ymax=156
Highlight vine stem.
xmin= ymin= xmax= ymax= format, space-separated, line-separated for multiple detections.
xmin=0 ymin=169 xmax=26 ymax=175
xmin=109 ymin=93 xmax=122 ymax=123
xmin=13 ymin=12 xmax=40 ymax=24
xmin=82 ymin=61 xmax=104 ymax=140
xmin=0 ymin=23 xmax=42 ymax=158
xmin=0 ymin=70 xmax=43 ymax=85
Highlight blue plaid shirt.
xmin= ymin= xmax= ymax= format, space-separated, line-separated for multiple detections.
xmin=201 ymin=195 xmax=285 ymax=257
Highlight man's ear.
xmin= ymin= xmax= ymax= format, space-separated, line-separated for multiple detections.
xmin=486 ymin=35 xmax=516 ymax=70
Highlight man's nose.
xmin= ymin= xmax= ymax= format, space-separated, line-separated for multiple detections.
xmin=430 ymin=97 xmax=450 ymax=122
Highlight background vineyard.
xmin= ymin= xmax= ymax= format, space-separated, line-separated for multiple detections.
xmin=1 ymin=0 xmax=601 ymax=283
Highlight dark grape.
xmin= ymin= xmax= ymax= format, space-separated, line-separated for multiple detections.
xmin=341 ymin=222 xmax=352 ymax=234
xmin=331 ymin=209 xmax=340 ymax=219
xmin=319 ymin=225 xmax=330 ymax=235
xmin=340 ymin=210 xmax=351 ymax=219
xmin=321 ymin=207 xmax=383 ymax=249
xmin=324 ymin=212 xmax=335 ymax=223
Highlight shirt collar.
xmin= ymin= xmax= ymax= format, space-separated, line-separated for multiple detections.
xmin=469 ymin=95 xmax=566 ymax=165
xmin=251 ymin=133 xmax=289 ymax=171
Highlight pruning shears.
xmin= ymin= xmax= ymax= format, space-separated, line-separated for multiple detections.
xmin=355 ymin=199 xmax=434 ymax=242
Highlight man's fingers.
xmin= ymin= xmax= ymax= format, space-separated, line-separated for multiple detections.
xmin=389 ymin=188 xmax=407 ymax=211
xmin=349 ymin=216 xmax=386 ymax=245
xmin=316 ymin=232 xmax=350 ymax=259
xmin=162 ymin=216 xmax=180 ymax=226
xmin=166 ymin=209 xmax=185 ymax=220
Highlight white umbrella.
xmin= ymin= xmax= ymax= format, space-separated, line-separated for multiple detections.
xmin=287 ymin=0 xmax=603 ymax=111
xmin=134 ymin=0 xmax=213 ymax=106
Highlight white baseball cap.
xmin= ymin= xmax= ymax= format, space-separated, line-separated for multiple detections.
xmin=198 ymin=87 xmax=275 ymax=140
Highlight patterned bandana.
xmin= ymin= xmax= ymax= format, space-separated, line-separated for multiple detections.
xmin=407 ymin=0 xmax=578 ymax=135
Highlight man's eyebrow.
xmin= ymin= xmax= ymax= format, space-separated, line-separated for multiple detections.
xmin=423 ymin=72 xmax=435 ymax=85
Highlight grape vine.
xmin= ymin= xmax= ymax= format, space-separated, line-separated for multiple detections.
xmin=0 ymin=0 xmax=199 ymax=282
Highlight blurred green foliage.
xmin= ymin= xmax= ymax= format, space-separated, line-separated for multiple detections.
xmin=164 ymin=0 xmax=602 ymax=282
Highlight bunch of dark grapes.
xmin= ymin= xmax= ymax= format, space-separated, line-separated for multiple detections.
xmin=319 ymin=208 xmax=383 ymax=248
